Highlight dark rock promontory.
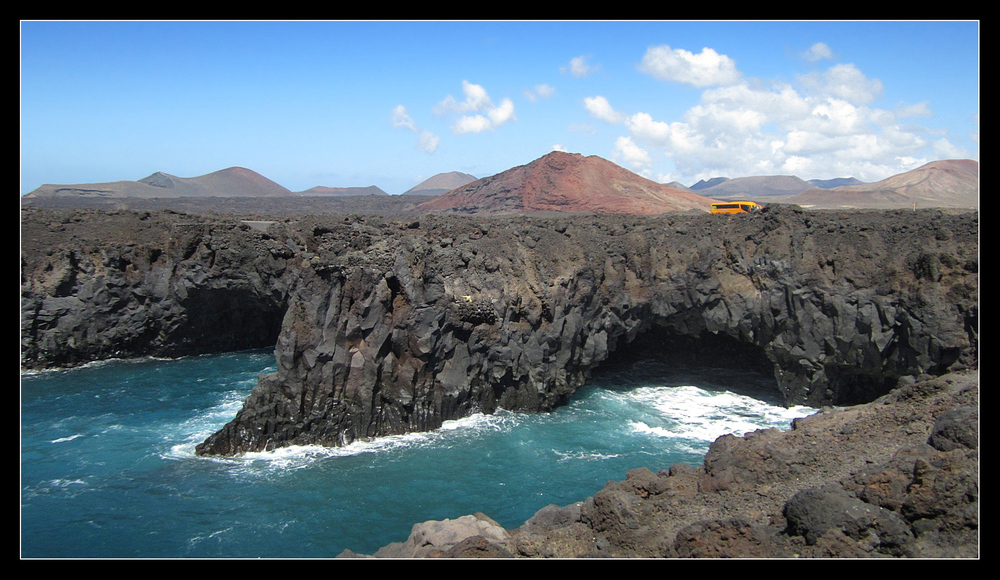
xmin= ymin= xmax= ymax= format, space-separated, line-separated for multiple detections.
xmin=189 ymin=205 xmax=977 ymax=456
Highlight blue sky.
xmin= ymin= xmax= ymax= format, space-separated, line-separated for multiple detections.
xmin=20 ymin=20 xmax=979 ymax=195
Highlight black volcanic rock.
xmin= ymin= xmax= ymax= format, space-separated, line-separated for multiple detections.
xmin=187 ymin=206 xmax=977 ymax=456
xmin=20 ymin=208 xmax=295 ymax=368
xmin=20 ymin=203 xmax=979 ymax=558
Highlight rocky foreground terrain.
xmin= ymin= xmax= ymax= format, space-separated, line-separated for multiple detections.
xmin=346 ymin=370 xmax=977 ymax=558
xmin=20 ymin=203 xmax=978 ymax=558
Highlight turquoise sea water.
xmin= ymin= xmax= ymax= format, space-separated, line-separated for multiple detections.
xmin=21 ymin=349 xmax=816 ymax=558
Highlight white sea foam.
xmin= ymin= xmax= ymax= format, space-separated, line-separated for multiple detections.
xmin=553 ymin=449 xmax=621 ymax=462
xmin=176 ymin=409 xmax=524 ymax=476
xmin=624 ymin=384 xmax=817 ymax=443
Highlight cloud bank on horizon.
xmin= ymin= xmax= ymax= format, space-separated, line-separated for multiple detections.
xmin=393 ymin=36 xmax=978 ymax=188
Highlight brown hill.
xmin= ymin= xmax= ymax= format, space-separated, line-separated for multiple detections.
xmin=403 ymin=171 xmax=478 ymax=196
xmin=297 ymin=185 xmax=388 ymax=196
xmin=784 ymin=159 xmax=978 ymax=210
xmin=415 ymin=152 xmax=718 ymax=215
xmin=24 ymin=167 xmax=294 ymax=198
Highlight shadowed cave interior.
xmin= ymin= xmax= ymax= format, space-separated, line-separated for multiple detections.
xmin=586 ymin=326 xmax=788 ymax=407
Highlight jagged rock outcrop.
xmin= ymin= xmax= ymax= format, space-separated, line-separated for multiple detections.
xmin=192 ymin=205 xmax=977 ymax=456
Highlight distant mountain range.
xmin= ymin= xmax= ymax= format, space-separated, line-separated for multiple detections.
xmin=23 ymin=167 xmax=391 ymax=199
xmin=295 ymin=185 xmax=388 ymax=197
xmin=24 ymin=167 xmax=296 ymax=199
xmin=23 ymin=156 xmax=977 ymax=213
xmin=687 ymin=175 xmax=868 ymax=199
xmin=415 ymin=151 xmax=716 ymax=215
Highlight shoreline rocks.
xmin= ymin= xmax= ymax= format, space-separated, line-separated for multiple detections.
xmin=345 ymin=371 xmax=978 ymax=558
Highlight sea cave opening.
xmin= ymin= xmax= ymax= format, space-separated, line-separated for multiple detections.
xmin=589 ymin=325 xmax=787 ymax=408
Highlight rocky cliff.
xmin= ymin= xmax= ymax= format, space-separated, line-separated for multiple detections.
xmin=21 ymin=206 xmax=977 ymax=449
xmin=190 ymin=205 xmax=977 ymax=456
xmin=20 ymin=208 xmax=295 ymax=369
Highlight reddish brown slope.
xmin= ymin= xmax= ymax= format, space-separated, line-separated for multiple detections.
xmin=416 ymin=152 xmax=717 ymax=215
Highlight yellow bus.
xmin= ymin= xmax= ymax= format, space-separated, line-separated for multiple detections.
xmin=710 ymin=201 xmax=762 ymax=214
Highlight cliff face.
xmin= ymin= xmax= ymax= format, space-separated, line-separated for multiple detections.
xmin=20 ymin=208 xmax=295 ymax=369
xmin=21 ymin=206 xmax=977 ymax=455
xmin=185 ymin=206 xmax=977 ymax=456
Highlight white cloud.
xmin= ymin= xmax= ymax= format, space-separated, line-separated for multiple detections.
xmin=451 ymin=115 xmax=493 ymax=135
xmin=625 ymin=112 xmax=677 ymax=148
xmin=435 ymin=80 xmax=494 ymax=114
xmin=523 ymin=84 xmax=555 ymax=102
xmin=391 ymin=104 xmax=439 ymax=153
xmin=638 ymin=45 xmax=742 ymax=87
xmin=798 ymin=63 xmax=883 ymax=106
xmin=417 ymin=130 xmax=440 ymax=154
xmin=488 ymin=98 xmax=516 ymax=126
xmin=584 ymin=96 xmax=625 ymax=124
xmin=932 ymin=137 xmax=966 ymax=159
xmin=612 ymin=136 xmax=653 ymax=175
xmin=600 ymin=56 xmax=963 ymax=184
xmin=562 ymin=55 xmax=599 ymax=77
xmin=803 ymin=42 xmax=833 ymax=63
xmin=391 ymin=105 xmax=417 ymax=131
xmin=436 ymin=81 xmax=516 ymax=134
